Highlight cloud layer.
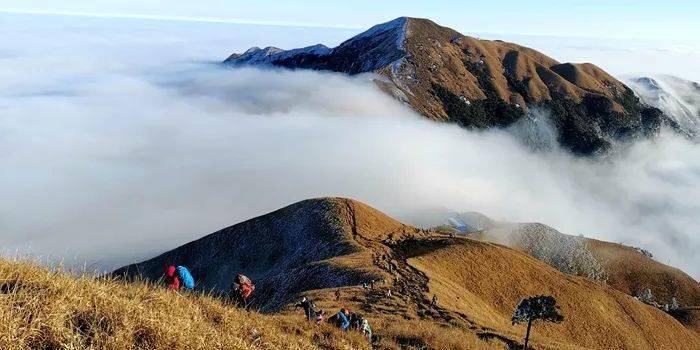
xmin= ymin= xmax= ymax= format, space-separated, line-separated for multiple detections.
xmin=1 ymin=14 xmax=699 ymax=279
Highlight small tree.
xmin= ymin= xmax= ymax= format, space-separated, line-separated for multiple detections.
xmin=638 ymin=288 xmax=654 ymax=304
xmin=512 ymin=295 xmax=564 ymax=349
xmin=669 ymin=297 xmax=680 ymax=311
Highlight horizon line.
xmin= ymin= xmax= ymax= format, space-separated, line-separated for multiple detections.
xmin=1 ymin=8 xmax=687 ymax=43
xmin=0 ymin=8 xmax=365 ymax=30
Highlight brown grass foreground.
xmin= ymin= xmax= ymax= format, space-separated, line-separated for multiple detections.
xmin=0 ymin=258 xmax=509 ymax=350
xmin=0 ymin=258 xmax=371 ymax=350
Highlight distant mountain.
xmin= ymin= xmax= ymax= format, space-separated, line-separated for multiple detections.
xmin=224 ymin=17 xmax=672 ymax=155
xmin=114 ymin=198 xmax=700 ymax=344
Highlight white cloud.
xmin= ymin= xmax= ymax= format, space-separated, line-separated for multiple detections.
xmin=1 ymin=14 xmax=699 ymax=280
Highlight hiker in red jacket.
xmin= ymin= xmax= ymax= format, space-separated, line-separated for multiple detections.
xmin=165 ymin=265 xmax=180 ymax=291
xmin=231 ymin=274 xmax=255 ymax=309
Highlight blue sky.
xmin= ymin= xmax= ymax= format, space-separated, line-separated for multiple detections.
xmin=2 ymin=0 xmax=698 ymax=40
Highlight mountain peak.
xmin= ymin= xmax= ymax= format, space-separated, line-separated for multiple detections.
xmin=113 ymin=197 xmax=418 ymax=311
xmin=352 ymin=17 xmax=409 ymax=41
xmin=223 ymin=18 xmax=671 ymax=155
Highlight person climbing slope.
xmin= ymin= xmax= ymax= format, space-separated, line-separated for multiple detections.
xmin=350 ymin=312 xmax=361 ymax=330
xmin=295 ymin=296 xmax=317 ymax=322
xmin=176 ymin=265 xmax=195 ymax=290
xmin=231 ymin=274 xmax=255 ymax=309
xmin=329 ymin=308 xmax=351 ymax=331
xmin=361 ymin=318 xmax=372 ymax=341
xmin=316 ymin=309 xmax=325 ymax=325
xmin=165 ymin=265 xmax=180 ymax=291
xmin=165 ymin=265 xmax=195 ymax=291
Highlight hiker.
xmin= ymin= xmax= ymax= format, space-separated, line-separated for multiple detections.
xmin=316 ymin=309 xmax=325 ymax=325
xmin=349 ymin=312 xmax=361 ymax=330
xmin=231 ymin=274 xmax=255 ymax=309
xmin=335 ymin=289 xmax=341 ymax=301
xmin=352 ymin=313 xmax=367 ymax=332
xmin=330 ymin=308 xmax=351 ymax=331
xmin=361 ymin=318 xmax=372 ymax=341
xmin=176 ymin=265 xmax=195 ymax=290
xmin=295 ymin=296 xmax=316 ymax=322
xmin=386 ymin=289 xmax=392 ymax=298
xmin=363 ymin=282 xmax=369 ymax=291
xmin=165 ymin=265 xmax=180 ymax=291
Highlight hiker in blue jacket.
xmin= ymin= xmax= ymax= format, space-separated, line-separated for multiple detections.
xmin=337 ymin=308 xmax=350 ymax=331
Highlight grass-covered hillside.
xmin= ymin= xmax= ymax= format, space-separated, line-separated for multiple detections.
xmin=0 ymin=258 xmax=369 ymax=350
xmin=0 ymin=258 xmax=509 ymax=350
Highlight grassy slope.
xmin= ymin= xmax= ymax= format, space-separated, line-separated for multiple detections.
xmin=587 ymin=238 xmax=700 ymax=331
xmin=587 ymin=238 xmax=700 ymax=306
xmin=10 ymin=198 xmax=697 ymax=350
xmin=407 ymin=238 xmax=700 ymax=350
xmin=0 ymin=259 xmax=369 ymax=350
xmin=294 ymin=287 xmax=508 ymax=350
xmin=475 ymin=221 xmax=700 ymax=331
xmin=0 ymin=257 xmax=513 ymax=350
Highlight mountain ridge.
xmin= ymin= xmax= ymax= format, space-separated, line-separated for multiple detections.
xmin=114 ymin=197 xmax=700 ymax=349
xmin=113 ymin=197 xmax=421 ymax=312
xmin=224 ymin=17 xmax=671 ymax=155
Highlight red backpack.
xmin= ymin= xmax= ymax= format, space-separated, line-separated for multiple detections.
xmin=165 ymin=266 xmax=181 ymax=290
xmin=235 ymin=274 xmax=255 ymax=299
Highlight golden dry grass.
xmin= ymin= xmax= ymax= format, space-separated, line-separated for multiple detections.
xmin=407 ymin=238 xmax=700 ymax=350
xmin=369 ymin=317 xmax=507 ymax=350
xmin=586 ymin=238 xmax=700 ymax=307
xmin=286 ymin=288 xmax=509 ymax=350
xmin=16 ymin=197 xmax=696 ymax=350
xmin=0 ymin=258 xmax=369 ymax=350
xmin=0 ymin=257 xmax=517 ymax=350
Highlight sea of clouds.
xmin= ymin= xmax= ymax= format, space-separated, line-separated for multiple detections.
xmin=1 ymin=13 xmax=699 ymax=278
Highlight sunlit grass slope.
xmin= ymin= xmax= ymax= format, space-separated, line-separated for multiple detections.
xmin=0 ymin=258 xmax=369 ymax=350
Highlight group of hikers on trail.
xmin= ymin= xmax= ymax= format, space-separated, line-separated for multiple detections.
xmin=296 ymin=297 xmax=372 ymax=341
xmin=164 ymin=265 xmax=255 ymax=308
xmin=163 ymin=265 xmax=372 ymax=341
xmin=328 ymin=307 xmax=372 ymax=341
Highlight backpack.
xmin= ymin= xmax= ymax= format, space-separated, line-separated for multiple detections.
xmin=177 ymin=266 xmax=195 ymax=290
xmin=235 ymin=274 xmax=252 ymax=286
xmin=240 ymin=283 xmax=255 ymax=299
xmin=327 ymin=313 xmax=341 ymax=327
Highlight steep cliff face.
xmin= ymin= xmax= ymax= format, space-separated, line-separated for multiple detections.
xmin=224 ymin=17 xmax=670 ymax=154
